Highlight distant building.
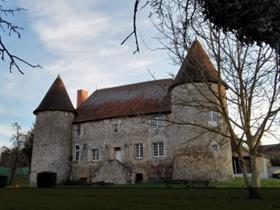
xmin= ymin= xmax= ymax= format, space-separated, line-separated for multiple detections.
xmin=30 ymin=41 xmax=234 ymax=185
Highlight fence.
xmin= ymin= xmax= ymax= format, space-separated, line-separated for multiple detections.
xmin=0 ymin=167 xmax=30 ymax=176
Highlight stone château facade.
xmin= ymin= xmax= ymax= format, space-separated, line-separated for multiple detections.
xmin=30 ymin=41 xmax=234 ymax=185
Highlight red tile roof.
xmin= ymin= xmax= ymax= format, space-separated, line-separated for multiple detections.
xmin=74 ymin=79 xmax=172 ymax=123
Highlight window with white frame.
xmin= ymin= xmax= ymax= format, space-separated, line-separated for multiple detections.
xmin=153 ymin=142 xmax=164 ymax=157
xmin=135 ymin=143 xmax=143 ymax=159
xmin=75 ymin=124 xmax=81 ymax=136
xmin=74 ymin=145 xmax=80 ymax=161
xmin=208 ymin=111 xmax=220 ymax=127
xmin=91 ymin=148 xmax=99 ymax=161
xmin=151 ymin=115 xmax=165 ymax=129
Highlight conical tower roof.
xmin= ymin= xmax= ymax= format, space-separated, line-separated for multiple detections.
xmin=33 ymin=75 xmax=75 ymax=114
xmin=171 ymin=40 xmax=224 ymax=88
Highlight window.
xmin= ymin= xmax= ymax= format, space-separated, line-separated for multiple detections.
xmin=153 ymin=142 xmax=164 ymax=157
xmin=208 ymin=111 xmax=219 ymax=127
xmin=91 ymin=148 xmax=99 ymax=161
xmin=74 ymin=145 xmax=80 ymax=161
xmin=211 ymin=144 xmax=218 ymax=151
xmin=135 ymin=143 xmax=143 ymax=159
xmin=151 ymin=115 xmax=165 ymax=129
xmin=75 ymin=124 xmax=81 ymax=136
xmin=113 ymin=123 xmax=118 ymax=132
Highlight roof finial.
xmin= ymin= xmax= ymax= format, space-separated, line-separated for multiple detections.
xmin=57 ymin=74 xmax=61 ymax=79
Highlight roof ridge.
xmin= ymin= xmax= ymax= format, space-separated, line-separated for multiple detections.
xmin=94 ymin=78 xmax=173 ymax=92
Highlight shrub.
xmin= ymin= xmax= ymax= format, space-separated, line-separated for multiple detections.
xmin=37 ymin=172 xmax=57 ymax=188
xmin=0 ymin=175 xmax=8 ymax=188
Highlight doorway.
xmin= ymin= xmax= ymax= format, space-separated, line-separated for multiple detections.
xmin=135 ymin=173 xmax=143 ymax=183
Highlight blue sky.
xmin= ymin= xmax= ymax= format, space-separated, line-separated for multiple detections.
xmin=0 ymin=0 xmax=177 ymax=148
xmin=0 ymin=0 xmax=278 ymax=148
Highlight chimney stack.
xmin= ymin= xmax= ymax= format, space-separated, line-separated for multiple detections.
xmin=77 ymin=89 xmax=88 ymax=108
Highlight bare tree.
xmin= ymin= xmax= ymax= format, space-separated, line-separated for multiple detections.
xmin=0 ymin=0 xmax=41 ymax=74
xmin=168 ymin=4 xmax=279 ymax=199
xmin=21 ymin=126 xmax=34 ymax=170
xmin=124 ymin=1 xmax=279 ymax=199
xmin=1 ymin=123 xmax=26 ymax=185
xmin=124 ymin=0 xmax=280 ymax=58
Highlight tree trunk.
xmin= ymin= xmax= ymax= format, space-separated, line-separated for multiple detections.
xmin=8 ymin=167 xmax=16 ymax=186
xmin=248 ymin=153 xmax=261 ymax=199
xmin=248 ymin=187 xmax=261 ymax=199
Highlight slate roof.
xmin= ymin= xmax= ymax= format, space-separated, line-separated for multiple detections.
xmin=74 ymin=79 xmax=172 ymax=123
xmin=258 ymin=144 xmax=280 ymax=158
xmin=171 ymin=40 xmax=225 ymax=88
xmin=33 ymin=75 xmax=75 ymax=114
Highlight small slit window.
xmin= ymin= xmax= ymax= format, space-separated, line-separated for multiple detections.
xmin=113 ymin=123 xmax=118 ymax=132
xmin=74 ymin=145 xmax=80 ymax=161
xmin=75 ymin=124 xmax=81 ymax=136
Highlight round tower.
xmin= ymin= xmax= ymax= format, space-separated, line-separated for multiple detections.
xmin=170 ymin=40 xmax=233 ymax=181
xmin=30 ymin=75 xmax=75 ymax=186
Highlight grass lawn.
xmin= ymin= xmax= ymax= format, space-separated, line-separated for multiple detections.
xmin=0 ymin=188 xmax=280 ymax=210
xmin=1 ymin=177 xmax=280 ymax=210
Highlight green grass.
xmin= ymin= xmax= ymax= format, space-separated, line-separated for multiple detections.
xmin=0 ymin=188 xmax=280 ymax=210
xmin=9 ymin=176 xmax=280 ymax=188
xmin=215 ymin=177 xmax=280 ymax=188
xmin=110 ymin=177 xmax=280 ymax=188
xmin=1 ymin=177 xmax=280 ymax=210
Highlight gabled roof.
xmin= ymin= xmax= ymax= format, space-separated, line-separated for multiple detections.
xmin=171 ymin=40 xmax=224 ymax=88
xmin=33 ymin=75 xmax=75 ymax=114
xmin=74 ymin=79 xmax=172 ymax=123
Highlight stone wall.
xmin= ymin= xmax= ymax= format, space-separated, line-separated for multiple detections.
xmin=71 ymin=114 xmax=173 ymax=183
xmin=30 ymin=83 xmax=234 ymax=185
xmin=30 ymin=111 xmax=74 ymax=186
xmin=93 ymin=160 xmax=133 ymax=184
xmin=71 ymin=82 xmax=233 ymax=183
xmin=170 ymin=83 xmax=233 ymax=181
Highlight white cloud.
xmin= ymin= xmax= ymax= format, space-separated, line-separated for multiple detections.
xmin=0 ymin=124 xmax=14 ymax=140
xmin=16 ymin=0 xmax=174 ymax=103
xmin=0 ymin=0 xmax=176 ymax=143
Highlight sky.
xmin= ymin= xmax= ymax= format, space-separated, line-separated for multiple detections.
xmin=0 ymin=0 xmax=278 ymax=148
xmin=0 ymin=0 xmax=178 ymax=148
